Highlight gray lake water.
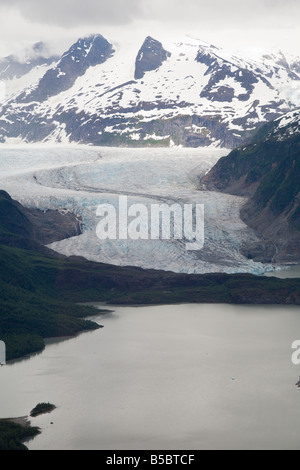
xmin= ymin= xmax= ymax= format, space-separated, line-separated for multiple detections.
xmin=265 ymin=265 xmax=300 ymax=279
xmin=1 ymin=303 xmax=300 ymax=450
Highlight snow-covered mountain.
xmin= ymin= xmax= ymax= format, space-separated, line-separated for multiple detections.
xmin=0 ymin=34 xmax=299 ymax=148
xmin=0 ymin=42 xmax=59 ymax=102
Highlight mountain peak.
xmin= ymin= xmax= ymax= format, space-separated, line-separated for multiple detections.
xmin=134 ymin=36 xmax=171 ymax=80
xmin=62 ymin=34 xmax=112 ymax=62
xmin=22 ymin=34 xmax=115 ymax=102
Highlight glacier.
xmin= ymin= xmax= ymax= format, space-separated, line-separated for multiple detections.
xmin=0 ymin=145 xmax=272 ymax=275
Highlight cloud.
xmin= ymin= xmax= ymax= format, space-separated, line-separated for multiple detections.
xmin=144 ymin=0 xmax=300 ymax=29
xmin=0 ymin=0 xmax=145 ymax=27
xmin=0 ymin=0 xmax=298 ymax=57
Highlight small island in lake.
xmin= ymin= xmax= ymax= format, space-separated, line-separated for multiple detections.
xmin=30 ymin=403 xmax=56 ymax=418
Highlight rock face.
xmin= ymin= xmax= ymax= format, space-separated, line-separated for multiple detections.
xmin=24 ymin=207 xmax=82 ymax=245
xmin=135 ymin=36 xmax=171 ymax=79
xmin=200 ymin=110 xmax=300 ymax=262
xmin=0 ymin=35 xmax=299 ymax=147
xmin=0 ymin=190 xmax=82 ymax=253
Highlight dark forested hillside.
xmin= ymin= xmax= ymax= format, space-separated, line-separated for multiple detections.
xmin=201 ymin=111 xmax=300 ymax=262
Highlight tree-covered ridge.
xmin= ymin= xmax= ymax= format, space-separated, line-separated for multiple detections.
xmin=0 ymin=420 xmax=40 ymax=451
xmin=0 ymin=190 xmax=101 ymax=360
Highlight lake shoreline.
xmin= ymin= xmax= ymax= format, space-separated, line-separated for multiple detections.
xmin=0 ymin=416 xmax=41 ymax=450
xmin=27 ymin=304 xmax=300 ymax=450
xmin=2 ymin=303 xmax=300 ymax=450
xmin=0 ymin=416 xmax=31 ymax=427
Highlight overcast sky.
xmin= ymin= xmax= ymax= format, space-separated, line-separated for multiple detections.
xmin=0 ymin=0 xmax=299 ymax=57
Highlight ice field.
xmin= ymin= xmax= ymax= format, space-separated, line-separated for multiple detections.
xmin=0 ymin=145 xmax=270 ymax=274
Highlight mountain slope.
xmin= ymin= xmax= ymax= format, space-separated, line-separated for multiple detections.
xmin=0 ymin=35 xmax=299 ymax=147
xmin=201 ymin=110 xmax=300 ymax=261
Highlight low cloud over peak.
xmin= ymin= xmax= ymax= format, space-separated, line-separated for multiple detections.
xmin=0 ymin=0 xmax=298 ymax=57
